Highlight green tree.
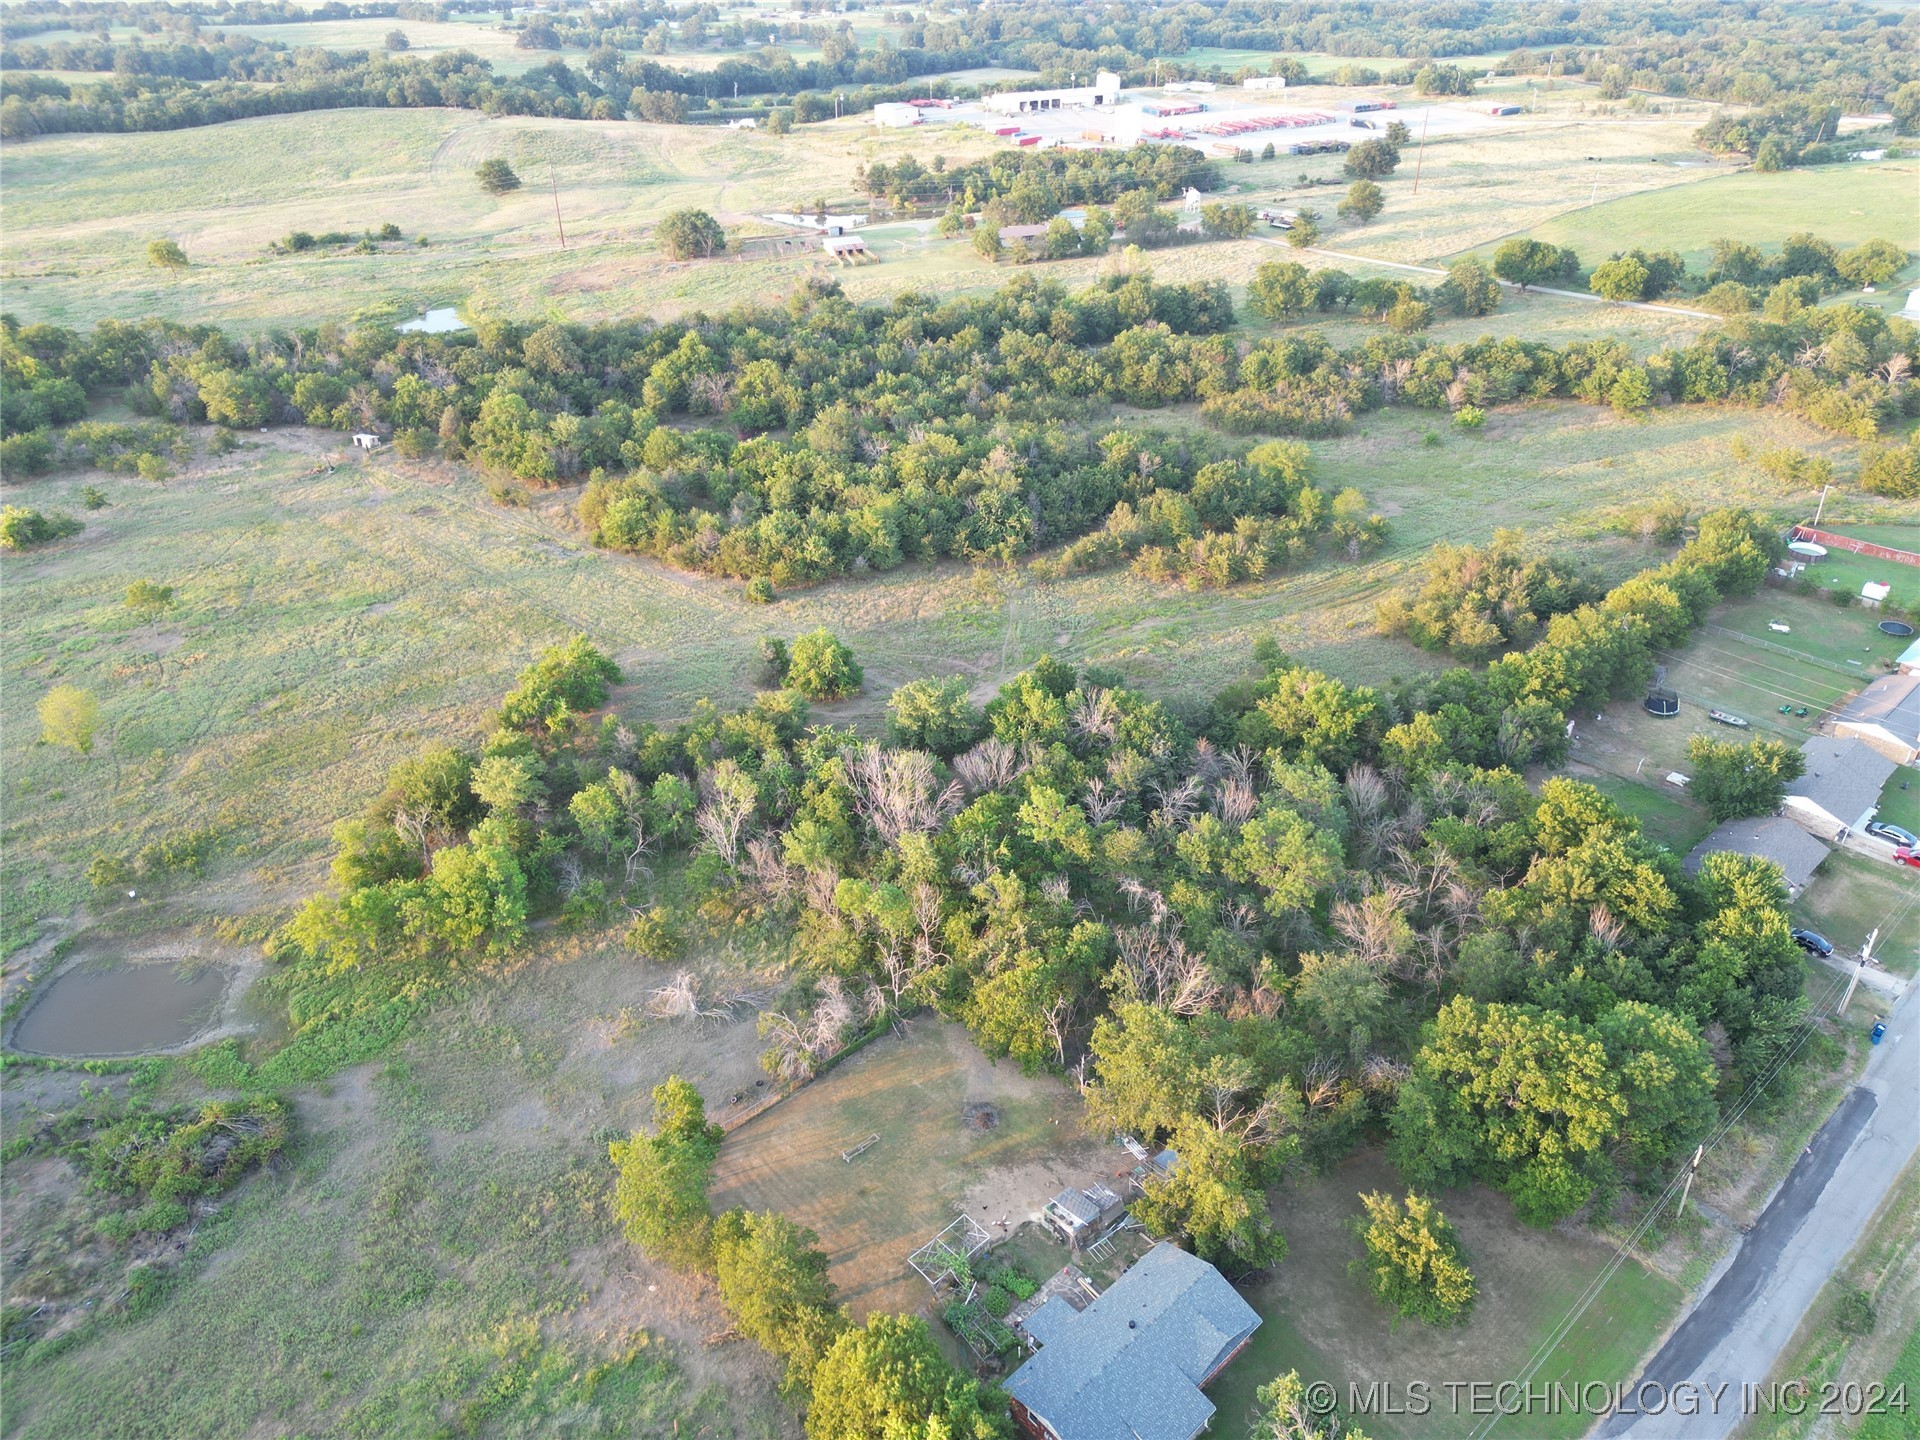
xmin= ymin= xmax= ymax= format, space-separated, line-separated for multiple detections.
xmin=1684 ymin=735 xmax=1805 ymax=822
xmin=806 ymin=1314 xmax=1011 ymax=1440
xmin=1336 ymin=179 xmax=1383 ymax=223
xmin=1590 ymin=256 xmax=1651 ymax=302
xmin=1860 ymin=442 xmax=1920 ymax=499
xmin=0 ymin=506 xmax=82 ymax=549
xmin=475 ymin=159 xmax=521 ymax=194
xmin=146 ymin=238 xmax=188 ymax=274
xmin=1440 ymin=257 xmax=1501 ymax=316
xmin=124 ymin=580 xmax=175 ymax=619
xmin=1131 ymin=1112 xmax=1293 ymax=1270
xmin=972 ymin=225 xmax=1004 ymax=263
xmin=1200 ymin=201 xmax=1256 ymax=239
xmin=1343 ymin=139 xmax=1401 ymax=179
xmin=609 ymin=1076 xmax=725 ymax=1271
xmin=1388 ymin=997 xmax=1630 ymax=1225
xmin=384 ymin=27 xmax=410 ymax=50
xmin=1285 ymin=214 xmax=1321 ymax=248
xmin=499 ymin=634 xmax=620 ymax=734
xmin=1492 ymin=237 xmax=1568 ymax=291
xmin=711 ymin=1208 xmax=846 ymax=1391
xmin=1252 ymin=1371 xmax=1374 ymax=1440
xmin=1353 ymin=1191 xmax=1475 ymax=1325
xmin=885 ymin=677 xmax=981 ymax=754
xmin=658 ymin=208 xmax=727 ymax=260
xmin=786 ymin=628 xmax=863 ymax=700
xmin=1835 ymin=238 xmax=1910 ymax=287
xmin=1249 ymin=261 xmax=1318 ymax=321
xmin=39 ymin=683 xmax=100 ymax=755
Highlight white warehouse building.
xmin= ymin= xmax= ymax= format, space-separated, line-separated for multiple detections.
xmin=983 ymin=70 xmax=1122 ymax=115
xmin=871 ymin=102 xmax=921 ymax=128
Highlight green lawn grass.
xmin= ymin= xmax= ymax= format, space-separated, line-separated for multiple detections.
xmin=1511 ymin=160 xmax=1920 ymax=273
xmin=1792 ymin=851 xmax=1920 ymax=976
xmin=1210 ymin=1150 xmax=1683 ymax=1440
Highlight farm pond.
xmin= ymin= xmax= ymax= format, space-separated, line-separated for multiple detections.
xmin=9 ymin=958 xmax=235 ymax=1056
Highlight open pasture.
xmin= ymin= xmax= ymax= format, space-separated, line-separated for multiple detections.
xmin=1510 ymin=159 xmax=1920 ymax=275
xmin=707 ymin=1021 xmax=1114 ymax=1320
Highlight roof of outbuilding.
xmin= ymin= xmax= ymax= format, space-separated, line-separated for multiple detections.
xmin=1004 ymin=1244 xmax=1260 ymax=1440
xmin=1684 ymin=815 xmax=1830 ymax=890
xmin=1787 ymin=737 xmax=1898 ymax=827
xmin=1048 ymin=1189 xmax=1103 ymax=1225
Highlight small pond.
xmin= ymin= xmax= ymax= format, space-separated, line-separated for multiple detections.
xmin=10 ymin=960 xmax=231 ymax=1056
xmin=395 ymin=307 xmax=468 ymax=334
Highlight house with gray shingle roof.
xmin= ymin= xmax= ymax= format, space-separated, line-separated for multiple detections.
xmin=1005 ymin=1243 xmax=1260 ymax=1440
xmin=1783 ymin=737 xmax=1898 ymax=840
xmin=1684 ymin=816 xmax=1830 ymax=897
xmin=1834 ymin=672 xmax=1920 ymax=765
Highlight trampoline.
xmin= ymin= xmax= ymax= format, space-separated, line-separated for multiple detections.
xmin=1879 ymin=620 xmax=1915 ymax=637
xmin=1644 ymin=688 xmax=1680 ymax=717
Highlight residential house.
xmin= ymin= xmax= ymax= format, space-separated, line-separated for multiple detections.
xmin=1005 ymin=1243 xmax=1261 ymax=1440
xmin=1833 ymin=672 xmax=1920 ymax=766
xmin=1783 ymin=737 xmax=1898 ymax=839
xmin=1683 ymin=815 xmax=1830 ymax=897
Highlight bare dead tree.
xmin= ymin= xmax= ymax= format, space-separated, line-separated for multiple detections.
xmin=1149 ymin=775 xmax=1203 ymax=829
xmin=1115 ymin=924 xmax=1223 ymax=1016
xmin=1214 ymin=777 xmax=1256 ymax=828
xmin=744 ymin=836 xmax=797 ymax=902
xmin=1331 ymin=886 xmax=1418 ymax=970
xmin=843 ymin=745 xmax=964 ymax=845
xmin=760 ymin=1012 xmax=817 ymax=1083
xmin=1040 ymin=874 xmax=1073 ymax=906
xmin=802 ymin=863 xmax=841 ymax=915
xmin=694 ymin=760 xmax=755 ymax=869
xmin=1081 ymin=778 xmax=1125 ymax=825
xmin=1068 ymin=688 xmax=1121 ymax=746
xmin=952 ymin=736 xmax=1022 ymax=795
xmin=1589 ymin=902 xmax=1626 ymax=951
xmin=1190 ymin=737 xmax=1224 ymax=785
xmin=391 ymin=806 xmax=438 ymax=873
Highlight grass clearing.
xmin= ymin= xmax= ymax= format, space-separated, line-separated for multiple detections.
xmin=1210 ymin=1149 xmax=1684 ymax=1440
xmin=708 ymin=1020 xmax=1115 ymax=1320
xmin=1792 ymin=852 xmax=1920 ymax=976
xmin=1514 ymin=160 xmax=1920 ymax=274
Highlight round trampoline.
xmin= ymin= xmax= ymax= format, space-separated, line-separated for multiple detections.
xmin=1879 ymin=620 xmax=1915 ymax=637
xmin=1643 ymin=688 xmax=1680 ymax=718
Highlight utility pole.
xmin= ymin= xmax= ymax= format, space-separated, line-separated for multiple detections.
xmin=1410 ymin=110 xmax=1431 ymax=194
xmin=1839 ymin=929 xmax=1879 ymax=1015
xmin=1813 ymin=482 xmax=1832 ymax=525
xmin=1675 ymin=1144 xmax=1704 ymax=1219
xmin=549 ymin=162 xmax=567 ymax=249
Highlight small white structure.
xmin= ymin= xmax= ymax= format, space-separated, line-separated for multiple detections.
xmin=822 ymin=235 xmax=873 ymax=264
xmin=726 ymin=116 xmax=758 ymax=130
xmin=1862 ymin=580 xmax=1893 ymax=608
xmin=351 ymin=433 xmax=380 ymax=450
xmin=871 ymin=102 xmax=921 ymax=128
xmin=1243 ymin=75 xmax=1289 ymax=91
xmin=984 ymin=70 xmax=1121 ymax=115
xmin=1903 ymin=290 xmax=1920 ymax=319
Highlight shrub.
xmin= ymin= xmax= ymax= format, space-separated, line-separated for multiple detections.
xmin=80 ymin=485 xmax=109 ymax=509
xmin=475 ymin=159 xmax=521 ymax=194
xmin=0 ymin=505 xmax=82 ymax=550
xmin=745 ymin=575 xmax=775 ymax=604
xmin=1834 ymin=1288 xmax=1877 ymax=1336
xmin=1454 ymin=405 xmax=1486 ymax=430
xmin=785 ymin=629 xmax=862 ymax=700
xmin=982 ymin=1285 xmax=1013 ymax=1317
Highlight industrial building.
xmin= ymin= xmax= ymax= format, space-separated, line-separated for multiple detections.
xmin=871 ymin=102 xmax=921 ymax=128
xmin=984 ymin=70 xmax=1122 ymax=115
xmin=1242 ymin=75 xmax=1289 ymax=91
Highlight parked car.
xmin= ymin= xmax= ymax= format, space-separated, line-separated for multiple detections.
xmin=1894 ymin=848 xmax=1920 ymax=870
xmin=1791 ymin=928 xmax=1834 ymax=957
xmin=1865 ymin=819 xmax=1919 ymax=848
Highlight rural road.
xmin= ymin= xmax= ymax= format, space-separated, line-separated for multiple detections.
xmin=1599 ymin=982 xmax=1920 ymax=1440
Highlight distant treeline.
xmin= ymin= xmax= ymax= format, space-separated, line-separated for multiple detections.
xmin=5 ymin=263 xmax=1914 ymax=585
xmin=4 ymin=0 xmax=1918 ymax=138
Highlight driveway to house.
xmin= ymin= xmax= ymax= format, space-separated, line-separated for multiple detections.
xmin=1598 ymin=982 xmax=1920 ymax=1440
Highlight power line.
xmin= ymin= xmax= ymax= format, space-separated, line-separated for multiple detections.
xmin=1470 ymin=965 xmax=1853 ymax=1440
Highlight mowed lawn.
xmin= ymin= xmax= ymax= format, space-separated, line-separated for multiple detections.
xmin=707 ymin=1021 xmax=1111 ymax=1319
xmin=1793 ymin=853 xmax=1920 ymax=977
xmin=1210 ymin=1149 xmax=1683 ymax=1440
xmin=1513 ymin=160 xmax=1920 ymax=274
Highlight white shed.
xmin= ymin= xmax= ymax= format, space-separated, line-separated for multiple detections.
xmin=872 ymin=102 xmax=921 ymax=128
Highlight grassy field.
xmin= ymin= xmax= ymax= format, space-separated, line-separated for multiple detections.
xmin=0 ymin=81 xmax=1804 ymax=330
xmin=0 ymin=391 xmax=1868 ymax=958
xmin=1210 ymin=1149 xmax=1684 ymax=1440
xmin=1507 ymin=160 xmax=1920 ymax=275
xmin=0 ymin=935 xmax=800 ymax=1439
xmin=1792 ymin=852 xmax=1920 ymax=976
xmin=708 ymin=1021 xmax=1113 ymax=1320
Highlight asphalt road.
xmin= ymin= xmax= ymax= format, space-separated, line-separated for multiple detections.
xmin=1600 ymin=982 xmax=1920 ymax=1440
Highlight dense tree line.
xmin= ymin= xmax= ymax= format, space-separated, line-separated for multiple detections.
xmin=269 ymin=501 xmax=1803 ymax=1288
xmin=1376 ymin=531 xmax=1601 ymax=661
xmin=7 ymin=271 xmax=1915 ymax=587
xmin=861 ymin=144 xmax=1220 ymax=217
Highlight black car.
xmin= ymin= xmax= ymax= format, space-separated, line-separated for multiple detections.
xmin=1791 ymin=928 xmax=1834 ymax=958
xmin=1866 ymin=819 xmax=1919 ymax=849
